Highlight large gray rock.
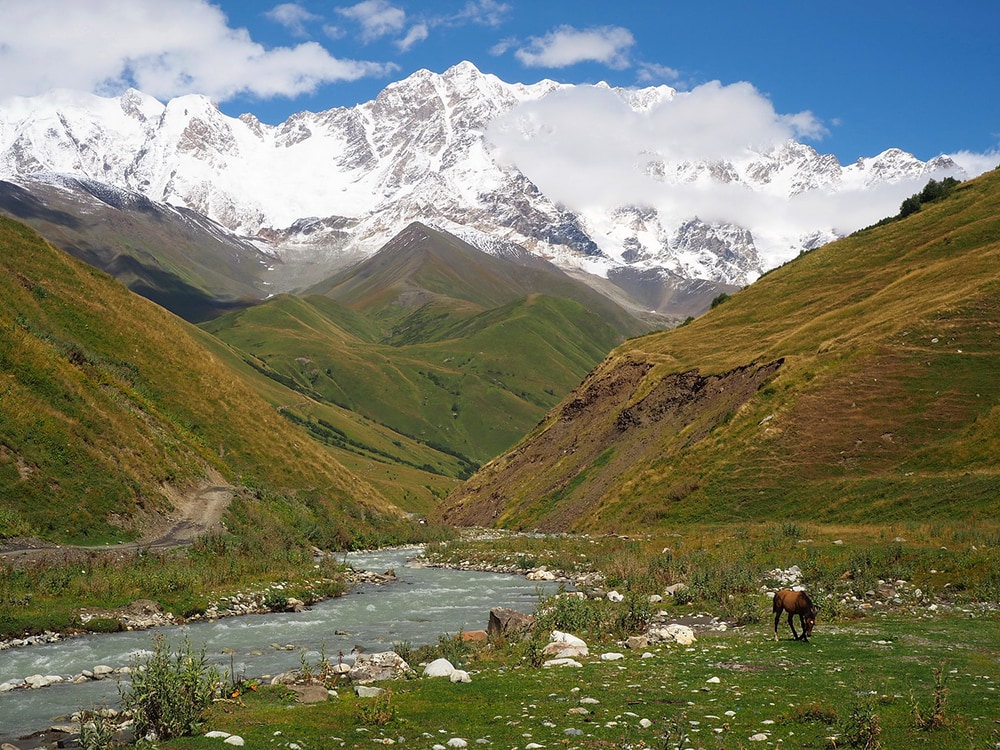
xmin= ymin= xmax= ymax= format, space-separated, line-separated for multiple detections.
xmin=348 ymin=651 xmax=412 ymax=684
xmin=488 ymin=607 xmax=535 ymax=640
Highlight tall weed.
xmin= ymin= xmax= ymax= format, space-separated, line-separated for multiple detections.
xmin=121 ymin=634 xmax=220 ymax=740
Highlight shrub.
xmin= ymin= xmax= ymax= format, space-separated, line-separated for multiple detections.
xmin=912 ymin=666 xmax=949 ymax=730
xmin=841 ymin=692 xmax=882 ymax=749
xmin=78 ymin=709 xmax=118 ymax=750
xmin=120 ymin=634 xmax=220 ymax=740
xmin=354 ymin=688 xmax=394 ymax=726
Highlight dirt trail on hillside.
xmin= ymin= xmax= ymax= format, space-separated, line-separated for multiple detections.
xmin=0 ymin=476 xmax=234 ymax=565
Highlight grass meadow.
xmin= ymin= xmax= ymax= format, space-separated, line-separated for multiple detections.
xmin=131 ymin=525 xmax=1000 ymax=750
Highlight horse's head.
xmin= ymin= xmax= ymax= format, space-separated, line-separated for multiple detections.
xmin=803 ymin=605 xmax=818 ymax=636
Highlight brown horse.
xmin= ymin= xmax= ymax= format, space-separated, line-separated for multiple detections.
xmin=772 ymin=589 xmax=817 ymax=642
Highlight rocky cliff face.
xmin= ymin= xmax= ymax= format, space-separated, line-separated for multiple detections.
xmin=0 ymin=62 xmax=965 ymax=297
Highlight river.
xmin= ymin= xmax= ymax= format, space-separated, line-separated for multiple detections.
xmin=0 ymin=547 xmax=560 ymax=743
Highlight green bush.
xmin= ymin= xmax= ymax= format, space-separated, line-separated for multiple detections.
xmin=120 ymin=634 xmax=220 ymax=740
xmin=83 ymin=617 xmax=121 ymax=633
xmin=78 ymin=710 xmax=118 ymax=750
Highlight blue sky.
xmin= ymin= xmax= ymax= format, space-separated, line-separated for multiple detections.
xmin=1 ymin=0 xmax=997 ymax=165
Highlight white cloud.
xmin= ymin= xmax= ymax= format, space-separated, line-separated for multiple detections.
xmin=266 ymin=3 xmax=320 ymax=37
xmin=637 ymin=62 xmax=681 ymax=84
xmin=396 ymin=24 xmax=429 ymax=52
xmin=448 ymin=0 xmax=512 ymax=27
xmin=946 ymin=150 xmax=1000 ymax=177
xmin=0 ymin=0 xmax=395 ymax=102
xmin=513 ymin=25 xmax=635 ymax=69
xmin=336 ymin=0 xmax=406 ymax=42
xmin=485 ymin=81 xmax=926 ymax=266
xmin=488 ymin=82 xmax=999 ymax=269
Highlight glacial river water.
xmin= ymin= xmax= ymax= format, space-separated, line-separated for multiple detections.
xmin=0 ymin=547 xmax=560 ymax=743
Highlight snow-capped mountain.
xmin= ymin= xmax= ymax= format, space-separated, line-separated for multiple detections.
xmin=0 ymin=61 xmax=966 ymax=293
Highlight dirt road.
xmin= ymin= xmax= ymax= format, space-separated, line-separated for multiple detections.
xmin=0 ymin=480 xmax=233 ymax=565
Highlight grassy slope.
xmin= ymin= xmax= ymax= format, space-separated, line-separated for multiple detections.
xmin=0 ymin=178 xmax=269 ymax=322
xmin=205 ymin=223 xmax=647 ymax=470
xmin=436 ymin=168 xmax=1000 ymax=531
xmin=0 ymin=216 xmax=400 ymax=543
xmin=204 ymin=291 xmax=629 ymax=468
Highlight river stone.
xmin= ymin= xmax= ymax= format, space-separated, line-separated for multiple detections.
xmin=627 ymin=635 xmax=649 ymax=649
xmin=205 ymin=732 xmax=231 ymax=738
xmin=290 ymin=684 xmax=330 ymax=703
xmin=550 ymin=630 xmax=587 ymax=648
xmin=543 ymin=642 xmax=588 ymax=659
xmin=223 ymin=736 xmax=245 ymax=746
xmin=487 ymin=607 xmax=535 ymax=640
xmin=648 ymin=624 xmax=696 ymax=646
xmin=355 ymin=685 xmax=387 ymax=698
xmin=526 ymin=568 xmax=556 ymax=581
xmin=600 ymin=652 xmax=625 ymax=661
xmin=449 ymin=669 xmax=472 ymax=683
xmin=349 ymin=651 xmax=412 ymax=683
xmin=542 ymin=657 xmax=583 ymax=668
xmin=423 ymin=658 xmax=456 ymax=678
xmin=25 ymin=674 xmax=60 ymax=688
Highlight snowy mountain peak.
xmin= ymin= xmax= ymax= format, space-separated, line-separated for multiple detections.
xmin=0 ymin=65 xmax=969 ymax=298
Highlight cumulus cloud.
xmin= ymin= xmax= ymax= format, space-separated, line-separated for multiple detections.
xmin=637 ymin=62 xmax=681 ymax=84
xmin=489 ymin=81 xmax=826 ymax=187
xmin=266 ymin=3 xmax=320 ymax=37
xmin=486 ymin=80 xmax=994 ymax=268
xmin=395 ymin=23 xmax=430 ymax=52
xmin=336 ymin=0 xmax=406 ymax=42
xmin=946 ymin=150 xmax=1000 ymax=177
xmin=513 ymin=25 xmax=635 ymax=69
xmin=0 ymin=0 xmax=395 ymax=102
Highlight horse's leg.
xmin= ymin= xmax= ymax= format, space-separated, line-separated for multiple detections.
xmin=798 ymin=614 xmax=809 ymax=642
xmin=787 ymin=612 xmax=799 ymax=640
xmin=773 ymin=609 xmax=782 ymax=641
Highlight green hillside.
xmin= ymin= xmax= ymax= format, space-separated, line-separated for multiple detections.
xmin=436 ymin=168 xmax=1000 ymax=532
xmin=0 ymin=215 xmax=404 ymax=545
xmin=0 ymin=177 xmax=269 ymax=322
xmin=205 ymin=223 xmax=647 ymax=470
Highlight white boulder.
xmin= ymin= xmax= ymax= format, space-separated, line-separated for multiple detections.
xmin=423 ymin=658 xmax=456 ymax=678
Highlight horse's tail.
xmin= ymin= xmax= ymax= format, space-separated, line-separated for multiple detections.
xmin=771 ymin=591 xmax=782 ymax=614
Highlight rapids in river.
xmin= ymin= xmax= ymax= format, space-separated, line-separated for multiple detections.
xmin=0 ymin=547 xmax=560 ymax=743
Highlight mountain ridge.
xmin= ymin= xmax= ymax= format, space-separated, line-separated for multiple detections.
xmin=0 ymin=62 xmax=968 ymax=307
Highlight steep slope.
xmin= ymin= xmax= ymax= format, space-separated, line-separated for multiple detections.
xmin=435 ymin=168 xmax=1000 ymax=531
xmin=0 ymin=175 xmax=273 ymax=322
xmin=205 ymin=223 xmax=647 ymax=467
xmin=0 ymin=216 xmax=400 ymax=544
